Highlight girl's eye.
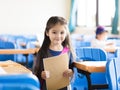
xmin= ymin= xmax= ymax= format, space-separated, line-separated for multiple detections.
xmin=53 ymin=32 xmax=56 ymax=34
xmin=61 ymin=32 xmax=64 ymax=34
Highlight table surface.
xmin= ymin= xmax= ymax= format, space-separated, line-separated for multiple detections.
xmin=0 ymin=60 xmax=32 ymax=74
xmin=73 ymin=61 xmax=106 ymax=73
xmin=0 ymin=48 xmax=39 ymax=54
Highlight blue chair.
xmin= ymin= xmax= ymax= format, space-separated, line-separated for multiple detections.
xmin=106 ymin=58 xmax=120 ymax=90
xmin=72 ymin=47 xmax=108 ymax=89
xmin=114 ymin=48 xmax=120 ymax=58
xmin=26 ymin=41 xmax=36 ymax=68
xmin=0 ymin=40 xmax=16 ymax=61
xmin=76 ymin=47 xmax=107 ymax=61
xmin=15 ymin=35 xmax=27 ymax=62
xmin=0 ymin=84 xmax=39 ymax=90
xmin=75 ymin=41 xmax=91 ymax=48
xmin=0 ymin=74 xmax=40 ymax=90
xmin=24 ymin=35 xmax=37 ymax=42
xmin=72 ymin=40 xmax=91 ymax=50
xmin=15 ymin=35 xmax=38 ymax=68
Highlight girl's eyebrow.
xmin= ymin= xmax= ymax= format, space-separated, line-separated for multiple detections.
xmin=52 ymin=30 xmax=57 ymax=32
xmin=52 ymin=28 xmax=57 ymax=31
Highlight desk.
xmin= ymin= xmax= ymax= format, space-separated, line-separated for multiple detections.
xmin=0 ymin=48 xmax=39 ymax=67
xmin=0 ymin=48 xmax=39 ymax=54
xmin=73 ymin=61 xmax=108 ymax=90
xmin=0 ymin=60 xmax=31 ymax=74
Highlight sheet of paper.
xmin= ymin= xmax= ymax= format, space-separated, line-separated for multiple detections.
xmin=0 ymin=67 xmax=7 ymax=74
xmin=43 ymin=53 xmax=70 ymax=90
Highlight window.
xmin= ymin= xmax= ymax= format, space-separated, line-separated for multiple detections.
xmin=77 ymin=0 xmax=115 ymax=27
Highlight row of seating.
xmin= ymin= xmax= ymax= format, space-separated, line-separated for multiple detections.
xmin=71 ymin=47 xmax=107 ymax=90
xmin=71 ymin=47 xmax=120 ymax=90
xmin=0 ymin=34 xmax=39 ymax=68
xmin=0 ymin=35 xmax=41 ymax=89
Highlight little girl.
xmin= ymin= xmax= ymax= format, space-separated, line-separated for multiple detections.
xmin=33 ymin=16 xmax=75 ymax=90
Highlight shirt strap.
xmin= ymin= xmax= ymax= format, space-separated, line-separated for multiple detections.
xmin=61 ymin=47 xmax=69 ymax=54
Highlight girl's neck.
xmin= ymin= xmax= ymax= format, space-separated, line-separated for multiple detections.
xmin=49 ymin=44 xmax=63 ymax=51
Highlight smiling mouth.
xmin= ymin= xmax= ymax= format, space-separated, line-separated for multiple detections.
xmin=55 ymin=39 xmax=60 ymax=41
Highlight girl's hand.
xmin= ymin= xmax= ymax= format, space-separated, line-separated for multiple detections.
xmin=63 ymin=69 xmax=73 ymax=78
xmin=41 ymin=71 xmax=50 ymax=80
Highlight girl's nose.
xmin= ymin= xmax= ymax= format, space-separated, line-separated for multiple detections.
xmin=56 ymin=33 xmax=61 ymax=38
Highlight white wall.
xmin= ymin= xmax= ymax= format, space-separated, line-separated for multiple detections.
xmin=0 ymin=0 xmax=70 ymax=35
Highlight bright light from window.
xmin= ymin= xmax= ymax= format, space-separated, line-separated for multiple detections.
xmin=77 ymin=0 xmax=115 ymax=27
xmin=99 ymin=0 xmax=115 ymax=26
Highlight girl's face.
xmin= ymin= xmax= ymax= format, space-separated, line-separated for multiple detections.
xmin=97 ymin=32 xmax=108 ymax=40
xmin=46 ymin=23 xmax=67 ymax=46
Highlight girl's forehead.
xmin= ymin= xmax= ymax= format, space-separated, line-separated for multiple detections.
xmin=50 ymin=24 xmax=66 ymax=30
xmin=52 ymin=23 xmax=66 ymax=27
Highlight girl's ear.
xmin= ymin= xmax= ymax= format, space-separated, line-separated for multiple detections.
xmin=46 ymin=31 xmax=49 ymax=36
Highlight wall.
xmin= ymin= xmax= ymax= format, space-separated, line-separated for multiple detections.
xmin=0 ymin=0 xmax=70 ymax=35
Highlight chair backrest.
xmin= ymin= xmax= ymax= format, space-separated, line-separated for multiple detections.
xmin=76 ymin=47 xmax=107 ymax=61
xmin=0 ymin=40 xmax=15 ymax=49
xmin=114 ymin=48 xmax=120 ymax=58
xmin=75 ymin=41 xmax=91 ymax=47
xmin=0 ymin=40 xmax=16 ymax=61
xmin=106 ymin=58 xmax=120 ymax=90
xmin=0 ymin=73 xmax=40 ymax=90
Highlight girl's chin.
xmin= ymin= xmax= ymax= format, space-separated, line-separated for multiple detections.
xmin=54 ymin=42 xmax=62 ymax=45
